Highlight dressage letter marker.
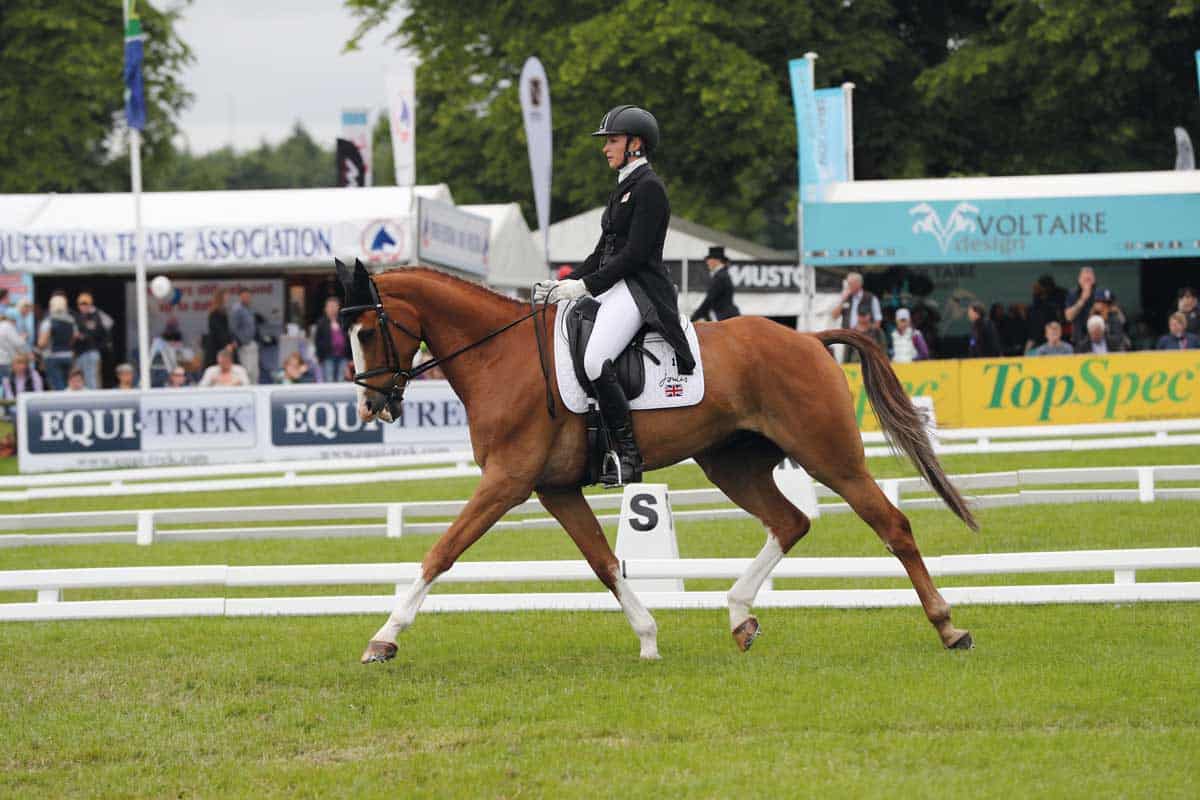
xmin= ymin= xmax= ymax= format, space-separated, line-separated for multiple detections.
xmin=614 ymin=483 xmax=682 ymax=593
xmin=773 ymin=461 xmax=821 ymax=519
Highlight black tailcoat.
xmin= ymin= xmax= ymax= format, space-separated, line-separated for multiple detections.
xmin=691 ymin=265 xmax=740 ymax=321
xmin=568 ymin=164 xmax=695 ymax=374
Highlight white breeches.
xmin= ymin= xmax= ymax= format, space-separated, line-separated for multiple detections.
xmin=583 ymin=280 xmax=643 ymax=381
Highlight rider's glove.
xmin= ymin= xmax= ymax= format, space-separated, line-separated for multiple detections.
xmin=548 ymin=279 xmax=588 ymax=303
xmin=532 ymin=280 xmax=557 ymax=303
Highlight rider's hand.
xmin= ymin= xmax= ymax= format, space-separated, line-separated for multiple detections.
xmin=533 ymin=280 xmax=557 ymax=303
xmin=549 ymin=279 xmax=588 ymax=303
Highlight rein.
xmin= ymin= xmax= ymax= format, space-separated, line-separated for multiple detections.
xmin=343 ymin=277 xmax=557 ymax=419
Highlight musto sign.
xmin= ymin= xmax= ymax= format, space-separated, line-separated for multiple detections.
xmin=17 ymin=381 xmax=471 ymax=473
xmin=841 ymin=352 xmax=1200 ymax=430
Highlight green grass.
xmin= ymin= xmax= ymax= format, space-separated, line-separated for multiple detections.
xmin=2 ymin=444 xmax=1200 ymax=797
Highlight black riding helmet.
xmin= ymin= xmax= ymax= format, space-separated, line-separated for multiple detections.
xmin=591 ymin=105 xmax=660 ymax=157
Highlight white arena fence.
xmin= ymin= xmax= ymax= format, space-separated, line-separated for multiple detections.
xmin=2 ymin=549 xmax=1199 ymax=622
xmin=4 ymin=418 xmax=1200 ymax=503
xmin=3 ymin=463 xmax=1200 ymax=550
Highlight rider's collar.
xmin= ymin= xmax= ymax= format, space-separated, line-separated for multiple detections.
xmin=618 ymin=157 xmax=648 ymax=183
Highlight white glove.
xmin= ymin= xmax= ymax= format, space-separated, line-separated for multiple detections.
xmin=548 ymin=279 xmax=589 ymax=303
xmin=533 ymin=280 xmax=557 ymax=303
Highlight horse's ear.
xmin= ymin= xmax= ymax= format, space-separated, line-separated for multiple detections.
xmin=351 ymin=258 xmax=376 ymax=307
xmin=334 ymin=258 xmax=353 ymax=295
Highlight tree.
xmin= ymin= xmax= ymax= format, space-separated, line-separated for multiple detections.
xmin=151 ymin=123 xmax=337 ymax=191
xmin=0 ymin=0 xmax=193 ymax=194
xmin=916 ymin=0 xmax=1200 ymax=175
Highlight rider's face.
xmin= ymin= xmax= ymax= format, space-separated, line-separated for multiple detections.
xmin=602 ymin=134 xmax=642 ymax=169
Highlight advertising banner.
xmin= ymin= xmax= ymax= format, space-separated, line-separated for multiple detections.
xmin=805 ymin=192 xmax=1200 ymax=265
xmin=17 ymin=381 xmax=471 ymax=473
xmin=338 ymin=108 xmax=373 ymax=187
xmin=385 ymin=62 xmax=417 ymax=187
xmin=519 ymin=57 xmax=553 ymax=263
xmin=840 ymin=351 xmax=1200 ymax=430
xmin=788 ymin=55 xmax=822 ymax=204
xmin=416 ymin=197 xmax=490 ymax=277
xmin=814 ymin=87 xmax=850 ymax=184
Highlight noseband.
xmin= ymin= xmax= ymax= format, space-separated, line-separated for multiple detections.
xmin=340 ymin=275 xmax=557 ymax=418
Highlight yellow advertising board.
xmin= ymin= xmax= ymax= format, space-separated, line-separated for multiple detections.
xmin=958 ymin=351 xmax=1200 ymax=427
xmin=842 ymin=360 xmax=964 ymax=431
xmin=841 ymin=351 xmax=1200 ymax=430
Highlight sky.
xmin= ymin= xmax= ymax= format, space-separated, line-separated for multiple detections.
xmin=172 ymin=0 xmax=411 ymax=153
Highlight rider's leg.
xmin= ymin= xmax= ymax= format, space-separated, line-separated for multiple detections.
xmin=583 ymin=281 xmax=645 ymax=486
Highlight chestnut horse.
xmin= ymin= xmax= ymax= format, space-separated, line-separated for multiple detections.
xmin=339 ymin=263 xmax=977 ymax=664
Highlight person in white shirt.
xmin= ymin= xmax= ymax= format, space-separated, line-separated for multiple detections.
xmin=198 ymin=348 xmax=251 ymax=387
xmin=890 ymin=308 xmax=929 ymax=363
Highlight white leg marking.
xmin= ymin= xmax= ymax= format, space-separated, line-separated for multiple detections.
xmin=728 ymin=533 xmax=784 ymax=631
xmin=611 ymin=567 xmax=660 ymax=660
xmin=372 ymin=577 xmax=431 ymax=644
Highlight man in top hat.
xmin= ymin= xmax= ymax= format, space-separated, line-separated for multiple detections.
xmin=690 ymin=245 xmax=740 ymax=322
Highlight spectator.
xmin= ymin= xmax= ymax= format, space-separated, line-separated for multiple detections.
xmin=1077 ymin=315 xmax=1115 ymax=354
xmin=1063 ymin=266 xmax=1097 ymax=344
xmin=276 ymin=351 xmax=316 ymax=384
xmin=890 ymin=308 xmax=929 ymax=363
xmin=204 ymin=289 xmax=234 ymax=366
xmin=229 ymin=288 xmax=259 ymax=384
xmin=198 ymin=348 xmax=251 ymax=387
xmin=0 ymin=289 xmax=10 ymax=321
xmin=73 ymin=291 xmax=113 ymax=389
xmin=1026 ymin=274 xmax=1066 ymax=351
xmin=65 ymin=368 xmax=86 ymax=391
xmin=165 ymin=367 xmax=191 ymax=388
xmin=1157 ymin=312 xmax=1200 ymax=350
xmin=14 ymin=298 xmax=36 ymax=344
xmin=967 ymin=301 xmax=1003 ymax=357
xmin=148 ymin=323 xmax=198 ymax=387
xmin=412 ymin=342 xmax=446 ymax=380
xmin=0 ymin=311 xmax=26 ymax=382
xmin=115 ymin=362 xmax=136 ymax=390
xmin=37 ymin=294 xmax=78 ymax=391
xmin=314 ymin=296 xmax=350 ymax=383
xmin=2 ymin=352 xmax=44 ymax=401
xmin=1028 ymin=321 xmax=1075 ymax=356
xmin=690 ymin=246 xmax=740 ymax=322
xmin=832 ymin=272 xmax=882 ymax=330
xmin=845 ymin=307 xmax=888 ymax=363
xmin=1089 ymin=289 xmax=1131 ymax=352
xmin=1177 ymin=287 xmax=1200 ymax=336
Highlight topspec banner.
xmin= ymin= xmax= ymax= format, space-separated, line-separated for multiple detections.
xmin=17 ymin=381 xmax=471 ymax=473
xmin=805 ymin=192 xmax=1200 ymax=265
xmin=417 ymin=197 xmax=490 ymax=276
xmin=841 ymin=351 xmax=1200 ymax=430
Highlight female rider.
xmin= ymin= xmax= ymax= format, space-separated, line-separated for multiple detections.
xmin=535 ymin=105 xmax=695 ymax=486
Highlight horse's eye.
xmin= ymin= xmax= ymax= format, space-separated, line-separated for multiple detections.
xmin=357 ymin=328 xmax=377 ymax=343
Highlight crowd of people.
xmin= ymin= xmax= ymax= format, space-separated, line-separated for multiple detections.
xmin=833 ymin=268 xmax=1200 ymax=363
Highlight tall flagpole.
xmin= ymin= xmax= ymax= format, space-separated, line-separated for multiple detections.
xmin=125 ymin=1 xmax=151 ymax=389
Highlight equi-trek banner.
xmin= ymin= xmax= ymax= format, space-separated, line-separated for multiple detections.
xmin=17 ymin=381 xmax=470 ymax=473
xmin=806 ymin=193 xmax=1200 ymax=265
xmin=842 ymin=351 xmax=1200 ymax=431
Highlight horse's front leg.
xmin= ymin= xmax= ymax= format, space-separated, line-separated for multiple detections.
xmin=361 ymin=469 xmax=532 ymax=663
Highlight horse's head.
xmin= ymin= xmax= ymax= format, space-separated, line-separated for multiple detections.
xmin=335 ymin=258 xmax=421 ymax=424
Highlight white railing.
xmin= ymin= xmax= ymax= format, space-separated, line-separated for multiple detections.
xmin=3 ymin=464 xmax=1199 ymax=549
xmin=6 ymin=418 xmax=1200 ymax=502
xmin=2 ymin=548 xmax=1198 ymax=621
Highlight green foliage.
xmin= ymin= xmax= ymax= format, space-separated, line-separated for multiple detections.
xmin=151 ymin=123 xmax=337 ymax=191
xmin=0 ymin=0 xmax=193 ymax=193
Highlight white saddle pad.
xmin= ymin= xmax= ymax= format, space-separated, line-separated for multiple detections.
xmin=553 ymin=300 xmax=705 ymax=414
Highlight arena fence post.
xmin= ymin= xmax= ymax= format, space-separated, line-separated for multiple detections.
xmin=386 ymin=504 xmax=405 ymax=538
xmin=882 ymin=479 xmax=901 ymax=507
xmin=1137 ymin=468 xmax=1155 ymax=503
xmin=614 ymin=483 xmax=682 ymax=593
xmin=136 ymin=511 xmax=155 ymax=546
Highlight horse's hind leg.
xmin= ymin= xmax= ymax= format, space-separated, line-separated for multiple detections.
xmin=822 ymin=472 xmax=971 ymax=649
xmin=695 ymin=436 xmax=811 ymax=651
xmin=538 ymin=486 xmax=660 ymax=659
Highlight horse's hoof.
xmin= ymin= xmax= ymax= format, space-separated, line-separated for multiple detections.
xmin=732 ymin=617 xmax=761 ymax=652
xmin=360 ymin=640 xmax=398 ymax=663
xmin=947 ymin=631 xmax=974 ymax=650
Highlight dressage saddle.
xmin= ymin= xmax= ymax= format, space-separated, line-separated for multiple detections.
xmin=564 ymin=296 xmax=658 ymax=402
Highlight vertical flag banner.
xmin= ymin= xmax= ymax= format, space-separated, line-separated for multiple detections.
xmin=814 ymin=87 xmax=847 ymax=183
xmin=385 ymin=62 xmax=416 ymax=187
xmin=519 ymin=57 xmax=553 ymax=265
xmin=123 ymin=1 xmax=146 ymax=130
xmin=1195 ymin=50 xmax=1199 ymax=100
xmin=339 ymin=108 xmax=372 ymax=187
xmin=788 ymin=55 xmax=821 ymax=203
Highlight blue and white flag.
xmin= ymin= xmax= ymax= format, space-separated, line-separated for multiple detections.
xmin=788 ymin=56 xmax=821 ymax=203
xmin=814 ymin=87 xmax=848 ymax=184
xmin=123 ymin=1 xmax=146 ymax=130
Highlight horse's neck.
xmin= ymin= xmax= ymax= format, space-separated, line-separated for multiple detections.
xmin=398 ymin=275 xmax=521 ymax=404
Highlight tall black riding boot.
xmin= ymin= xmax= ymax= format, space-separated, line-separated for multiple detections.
xmin=592 ymin=359 xmax=643 ymax=487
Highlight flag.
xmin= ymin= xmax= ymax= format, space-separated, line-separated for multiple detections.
xmin=519 ymin=57 xmax=553 ymax=262
xmin=336 ymin=138 xmax=367 ymax=187
xmin=788 ymin=55 xmax=822 ymax=204
xmin=1175 ymin=127 xmax=1195 ymax=171
xmin=123 ymin=1 xmax=146 ymax=130
xmin=814 ymin=87 xmax=849 ymax=183
xmin=385 ymin=63 xmax=417 ymax=186
xmin=339 ymin=109 xmax=372 ymax=187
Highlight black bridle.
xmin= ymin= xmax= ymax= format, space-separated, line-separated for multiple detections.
xmin=340 ymin=276 xmax=556 ymax=418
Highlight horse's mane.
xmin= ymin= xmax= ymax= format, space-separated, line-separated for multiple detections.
xmin=376 ymin=266 xmax=527 ymax=311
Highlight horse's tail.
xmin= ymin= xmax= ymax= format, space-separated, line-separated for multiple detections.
xmin=815 ymin=329 xmax=978 ymax=531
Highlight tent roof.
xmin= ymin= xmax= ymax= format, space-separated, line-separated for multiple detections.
xmin=538 ymin=207 xmax=792 ymax=264
xmin=458 ymin=203 xmax=547 ymax=289
xmin=821 ymin=169 xmax=1199 ymax=203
